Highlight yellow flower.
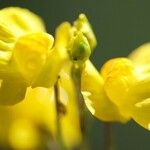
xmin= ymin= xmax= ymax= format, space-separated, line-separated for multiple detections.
xmin=128 ymin=43 xmax=150 ymax=130
xmin=81 ymin=42 xmax=150 ymax=131
xmin=0 ymin=7 xmax=98 ymax=149
xmin=81 ymin=60 xmax=129 ymax=123
xmin=0 ymin=7 xmax=67 ymax=105
xmin=99 ymin=43 xmax=150 ymax=130
xmin=0 ymin=7 xmax=49 ymax=105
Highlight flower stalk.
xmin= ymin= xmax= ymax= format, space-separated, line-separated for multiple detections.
xmin=104 ymin=123 xmax=113 ymax=150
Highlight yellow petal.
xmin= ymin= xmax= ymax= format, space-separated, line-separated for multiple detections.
xmin=13 ymin=32 xmax=54 ymax=83
xmin=8 ymin=119 xmax=41 ymax=150
xmin=58 ymin=61 xmax=82 ymax=148
xmin=10 ymin=87 xmax=57 ymax=138
xmin=81 ymin=60 xmax=129 ymax=122
xmin=32 ymin=22 xmax=71 ymax=88
xmin=0 ymin=23 xmax=16 ymax=43
xmin=0 ymin=51 xmax=12 ymax=65
xmin=132 ymin=98 xmax=150 ymax=130
xmin=101 ymin=58 xmax=138 ymax=117
xmin=0 ymin=7 xmax=46 ymax=37
xmin=55 ymin=22 xmax=72 ymax=48
xmin=0 ymin=72 xmax=28 ymax=105
xmin=129 ymin=43 xmax=150 ymax=65
xmin=101 ymin=58 xmax=135 ymax=80
xmin=0 ymin=7 xmax=46 ymax=55
xmin=131 ymin=74 xmax=150 ymax=100
xmin=32 ymin=46 xmax=68 ymax=88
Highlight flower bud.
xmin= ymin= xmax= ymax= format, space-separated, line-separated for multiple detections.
xmin=74 ymin=14 xmax=97 ymax=51
xmin=69 ymin=32 xmax=91 ymax=63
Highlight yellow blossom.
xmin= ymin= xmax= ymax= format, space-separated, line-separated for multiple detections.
xmin=0 ymin=7 xmax=67 ymax=105
xmin=0 ymin=7 xmax=98 ymax=149
xmin=128 ymin=43 xmax=150 ymax=130
xmin=81 ymin=41 xmax=150 ymax=131
xmin=81 ymin=60 xmax=129 ymax=122
xmin=98 ymin=43 xmax=150 ymax=130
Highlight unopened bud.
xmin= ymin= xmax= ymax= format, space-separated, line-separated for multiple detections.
xmin=69 ymin=32 xmax=91 ymax=63
xmin=74 ymin=14 xmax=97 ymax=51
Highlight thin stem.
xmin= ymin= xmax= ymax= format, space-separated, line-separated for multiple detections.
xmin=71 ymin=63 xmax=85 ymax=134
xmin=104 ymin=122 xmax=113 ymax=150
xmin=71 ymin=63 xmax=84 ymax=110
xmin=54 ymin=80 xmax=66 ymax=150
xmin=71 ymin=63 xmax=88 ymax=150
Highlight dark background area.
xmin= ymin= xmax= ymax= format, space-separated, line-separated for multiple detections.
xmin=1 ymin=0 xmax=150 ymax=149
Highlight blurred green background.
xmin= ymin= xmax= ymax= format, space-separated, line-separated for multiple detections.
xmin=1 ymin=0 xmax=150 ymax=150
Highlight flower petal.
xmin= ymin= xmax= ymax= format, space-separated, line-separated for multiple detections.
xmin=10 ymin=87 xmax=57 ymax=137
xmin=0 ymin=7 xmax=46 ymax=37
xmin=13 ymin=32 xmax=54 ymax=83
xmin=129 ymin=43 xmax=150 ymax=65
xmin=0 ymin=72 xmax=28 ymax=105
xmin=81 ymin=60 xmax=129 ymax=122
xmin=132 ymin=98 xmax=150 ymax=130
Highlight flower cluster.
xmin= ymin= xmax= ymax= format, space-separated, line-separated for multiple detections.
xmin=0 ymin=7 xmax=96 ymax=149
xmin=0 ymin=6 xmax=150 ymax=150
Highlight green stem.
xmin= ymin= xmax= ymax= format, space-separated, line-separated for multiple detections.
xmin=104 ymin=123 xmax=113 ymax=150
xmin=71 ymin=63 xmax=88 ymax=150
xmin=71 ymin=63 xmax=85 ymax=133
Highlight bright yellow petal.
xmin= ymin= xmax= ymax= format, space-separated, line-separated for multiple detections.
xmin=32 ymin=23 xmax=70 ymax=88
xmin=0 ymin=7 xmax=46 ymax=52
xmin=129 ymin=43 xmax=150 ymax=65
xmin=0 ymin=23 xmax=16 ymax=43
xmin=101 ymin=58 xmax=138 ymax=118
xmin=0 ymin=7 xmax=46 ymax=37
xmin=13 ymin=32 xmax=54 ymax=83
xmin=10 ymin=87 xmax=57 ymax=138
xmin=55 ymin=22 xmax=72 ymax=48
xmin=81 ymin=60 xmax=129 ymax=122
xmin=8 ymin=119 xmax=41 ymax=150
xmin=132 ymin=98 xmax=150 ymax=130
xmin=32 ymin=46 xmax=68 ymax=88
xmin=0 ymin=72 xmax=28 ymax=105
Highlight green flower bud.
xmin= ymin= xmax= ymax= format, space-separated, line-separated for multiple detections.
xmin=74 ymin=14 xmax=97 ymax=51
xmin=69 ymin=32 xmax=91 ymax=63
